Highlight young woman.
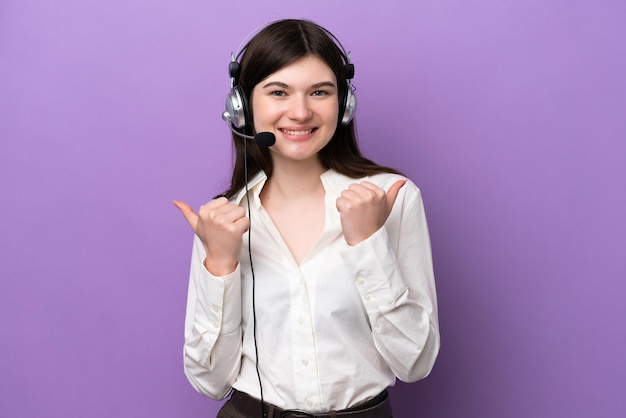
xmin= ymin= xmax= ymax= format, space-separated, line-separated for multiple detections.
xmin=174 ymin=19 xmax=439 ymax=418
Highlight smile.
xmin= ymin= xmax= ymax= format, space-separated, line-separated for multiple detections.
xmin=279 ymin=128 xmax=317 ymax=136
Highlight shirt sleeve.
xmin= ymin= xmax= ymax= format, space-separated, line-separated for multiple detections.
xmin=339 ymin=180 xmax=440 ymax=382
xmin=183 ymin=235 xmax=242 ymax=399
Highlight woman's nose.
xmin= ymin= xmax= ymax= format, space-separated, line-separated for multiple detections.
xmin=287 ymin=96 xmax=313 ymax=121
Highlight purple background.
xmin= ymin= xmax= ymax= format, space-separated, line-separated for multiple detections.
xmin=1 ymin=0 xmax=625 ymax=417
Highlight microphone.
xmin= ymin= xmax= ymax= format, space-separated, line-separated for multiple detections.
xmin=222 ymin=112 xmax=276 ymax=147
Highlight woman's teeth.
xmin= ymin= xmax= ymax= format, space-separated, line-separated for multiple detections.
xmin=281 ymin=128 xmax=314 ymax=136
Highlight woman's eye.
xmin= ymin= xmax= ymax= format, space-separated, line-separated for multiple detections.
xmin=271 ymin=91 xmax=286 ymax=97
xmin=312 ymin=90 xmax=328 ymax=96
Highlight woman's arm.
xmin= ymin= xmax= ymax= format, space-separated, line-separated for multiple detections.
xmin=339 ymin=179 xmax=440 ymax=382
xmin=183 ymin=236 xmax=243 ymax=399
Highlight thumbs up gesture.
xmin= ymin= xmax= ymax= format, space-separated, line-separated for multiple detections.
xmin=173 ymin=197 xmax=249 ymax=275
xmin=336 ymin=179 xmax=406 ymax=246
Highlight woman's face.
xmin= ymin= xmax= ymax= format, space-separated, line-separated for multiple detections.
xmin=251 ymin=55 xmax=339 ymax=165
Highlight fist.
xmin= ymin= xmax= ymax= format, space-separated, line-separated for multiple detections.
xmin=173 ymin=197 xmax=249 ymax=275
xmin=336 ymin=179 xmax=405 ymax=246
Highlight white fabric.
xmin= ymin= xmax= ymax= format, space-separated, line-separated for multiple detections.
xmin=183 ymin=169 xmax=440 ymax=412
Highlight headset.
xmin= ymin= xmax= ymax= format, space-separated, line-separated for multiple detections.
xmin=223 ymin=26 xmax=357 ymax=138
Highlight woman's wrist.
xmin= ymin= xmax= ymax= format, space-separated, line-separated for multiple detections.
xmin=204 ymin=257 xmax=238 ymax=276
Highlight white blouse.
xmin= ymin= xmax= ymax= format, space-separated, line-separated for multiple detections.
xmin=183 ymin=169 xmax=440 ymax=412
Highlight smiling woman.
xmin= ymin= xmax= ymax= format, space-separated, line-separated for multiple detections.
xmin=172 ymin=19 xmax=440 ymax=418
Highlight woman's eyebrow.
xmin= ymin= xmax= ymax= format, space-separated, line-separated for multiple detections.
xmin=312 ymin=81 xmax=337 ymax=89
xmin=262 ymin=81 xmax=289 ymax=89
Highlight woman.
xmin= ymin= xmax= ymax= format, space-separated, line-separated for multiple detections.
xmin=174 ymin=19 xmax=439 ymax=418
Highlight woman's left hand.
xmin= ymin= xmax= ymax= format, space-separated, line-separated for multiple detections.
xmin=336 ymin=179 xmax=406 ymax=246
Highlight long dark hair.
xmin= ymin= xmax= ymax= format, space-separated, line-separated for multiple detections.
xmin=222 ymin=19 xmax=399 ymax=199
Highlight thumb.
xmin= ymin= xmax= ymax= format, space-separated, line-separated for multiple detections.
xmin=386 ymin=179 xmax=406 ymax=210
xmin=172 ymin=200 xmax=199 ymax=233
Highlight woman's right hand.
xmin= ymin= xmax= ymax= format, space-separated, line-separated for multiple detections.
xmin=173 ymin=197 xmax=250 ymax=276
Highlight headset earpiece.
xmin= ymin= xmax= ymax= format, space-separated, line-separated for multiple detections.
xmin=339 ymin=60 xmax=356 ymax=125
xmin=341 ymin=87 xmax=356 ymax=126
xmin=224 ymin=86 xmax=247 ymax=130
xmin=224 ymin=54 xmax=250 ymax=131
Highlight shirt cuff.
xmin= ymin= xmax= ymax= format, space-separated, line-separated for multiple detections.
xmin=194 ymin=263 xmax=242 ymax=334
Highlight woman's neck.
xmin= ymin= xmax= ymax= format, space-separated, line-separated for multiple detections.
xmin=264 ymin=157 xmax=327 ymax=200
